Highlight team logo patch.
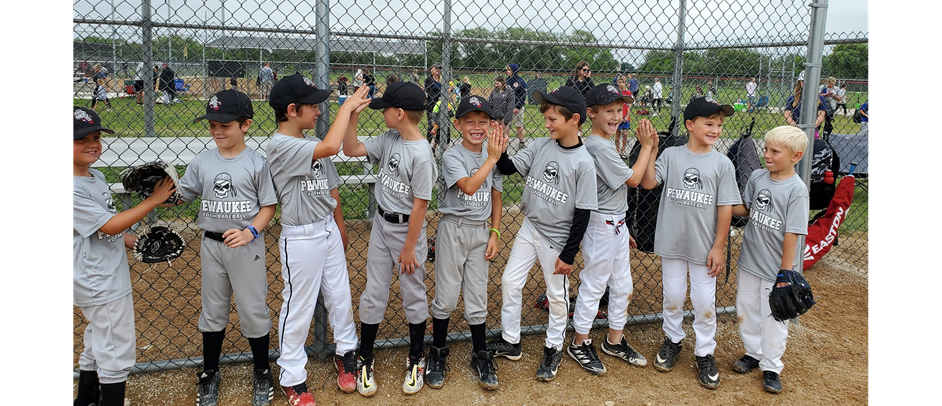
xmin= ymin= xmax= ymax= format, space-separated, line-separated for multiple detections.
xmin=208 ymin=95 xmax=221 ymax=110
xmin=543 ymin=161 xmax=560 ymax=185
xmin=387 ymin=153 xmax=401 ymax=175
xmin=102 ymin=192 xmax=116 ymax=214
xmin=607 ymin=85 xmax=619 ymax=94
xmin=213 ymin=172 xmax=236 ymax=199
xmin=74 ymin=108 xmax=94 ymax=124
xmin=683 ymin=168 xmax=703 ymax=189
xmin=312 ymin=160 xmax=323 ymax=178
xmin=470 ymin=96 xmax=482 ymax=107
xmin=754 ymin=189 xmax=774 ymax=212
xmin=303 ymin=77 xmax=316 ymax=87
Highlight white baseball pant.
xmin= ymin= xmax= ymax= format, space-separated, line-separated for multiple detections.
xmin=661 ymin=258 xmax=717 ymax=357
xmin=736 ymin=270 xmax=789 ymax=374
xmin=499 ymin=217 xmax=570 ymax=351
xmin=573 ymin=211 xmax=634 ymax=334
xmin=78 ymin=293 xmax=135 ymax=384
xmin=276 ymin=215 xmax=358 ymax=387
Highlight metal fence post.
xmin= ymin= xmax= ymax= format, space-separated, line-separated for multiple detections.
xmin=311 ymin=0 xmax=333 ymax=362
xmin=670 ymin=0 xmax=688 ymax=130
xmin=142 ymin=0 xmax=155 ymax=137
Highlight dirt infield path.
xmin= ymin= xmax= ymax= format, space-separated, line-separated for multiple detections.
xmin=82 ymin=256 xmax=867 ymax=405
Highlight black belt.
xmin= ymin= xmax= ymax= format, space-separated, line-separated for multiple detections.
xmin=204 ymin=231 xmax=226 ymax=242
xmin=378 ymin=206 xmax=410 ymax=224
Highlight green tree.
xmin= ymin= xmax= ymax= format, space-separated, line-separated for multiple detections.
xmin=824 ymin=43 xmax=868 ymax=79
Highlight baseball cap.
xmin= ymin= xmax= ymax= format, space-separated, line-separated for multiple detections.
xmin=73 ymin=106 xmax=114 ymax=140
xmin=684 ymin=97 xmax=735 ymax=122
xmin=533 ymin=86 xmax=588 ymax=124
xmin=194 ymin=89 xmax=254 ymax=123
xmin=368 ymin=81 xmax=426 ymax=111
xmin=585 ymin=83 xmax=634 ymax=107
xmin=455 ymin=95 xmax=493 ymax=119
xmin=269 ymin=74 xmax=332 ymax=109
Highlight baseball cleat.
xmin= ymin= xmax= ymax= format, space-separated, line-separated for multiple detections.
xmin=196 ymin=369 xmax=220 ymax=406
xmin=654 ymin=338 xmax=682 ymax=372
xmin=281 ymin=382 xmax=316 ymax=406
xmin=567 ymin=339 xmax=606 ymax=375
xmin=470 ymin=350 xmax=500 ymax=390
xmin=536 ymin=346 xmax=562 ymax=382
xmin=425 ymin=346 xmax=449 ymax=389
xmin=601 ymin=337 xmax=648 ymax=367
xmin=335 ymin=351 xmax=357 ymax=393
xmin=695 ymin=355 xmax=720 ymax=390
xmin=486 ymin=336 xmax=522 ymax=360
xmin=402 ymin=353 xmax=426 ymax=395
xmin=763 ymin=371 xmax=783 ymax=393
xmin=251 ymin=368 xmax=273 ymax=406
xmin=732 ymin=354 xmax=760 ymax=374
xmin=356 ymin=353 xmax=377 ymax=397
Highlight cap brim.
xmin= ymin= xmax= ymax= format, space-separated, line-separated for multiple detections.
xmin=456 ymin=106 xmax=492 ymax=118
xmin=368 ymin=97 xmax=391 ymax=110
xmin=193 ymin=112 xmax=243 ymax=123
xmin=533 ymin=90 xmax=556 ymax=105
xmin=299 ymin=89 xmax=332 ymax=105
xmin=717 ymin=104 xmax=735 ymax=117
xmin=74 ymin=125 xmax=114 ymax=139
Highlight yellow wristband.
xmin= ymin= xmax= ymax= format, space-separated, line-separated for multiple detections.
xmin=489 ymin=228 xmax=501 ymax=239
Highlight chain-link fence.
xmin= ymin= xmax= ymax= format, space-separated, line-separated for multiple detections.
xmin=73 ymin=0 xmax=868 ymax=375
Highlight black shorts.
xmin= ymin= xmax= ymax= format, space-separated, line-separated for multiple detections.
xmin=133 ymin=80 xmax=145 ymax=92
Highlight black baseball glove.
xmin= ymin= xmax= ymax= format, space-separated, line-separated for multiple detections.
xmin=133 ymin=226 xmax=185 ymax=264
xmin=121 ymin=159 xmax=181 ymax=205
xmin=768 ymin=270 xmax=816 ymax=322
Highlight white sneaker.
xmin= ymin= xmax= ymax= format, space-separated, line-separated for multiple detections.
xmin=402 ymin=353 xmax=426 ymax=395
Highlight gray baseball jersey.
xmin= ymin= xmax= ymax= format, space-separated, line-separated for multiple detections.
xmin=363 ymin=129 xmax=437 ymax=214
xmin=266 ymin=133 xmax=342 ymax=226
xmin=178 ymin=148 xmax=278 ymax=231
xmin=440 ymin=143 xmax=504 ymax=221
xmin=737 ymin=170 xmax=809 ymax=282
xmin=584 ymin=134 xmax=633 ymax=215
xmin=511 ymin=137 xmax=598 ymax=251
xmin=652 ymin=145 xmax=742 ymax=265
xmin=73 ymin=169 xmax=131 ymax=307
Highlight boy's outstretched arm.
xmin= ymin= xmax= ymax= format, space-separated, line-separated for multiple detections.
xmin=456 ymin=123 xmax=506 ymax=195
xmin=706 ymin=205 xmax=734 ymax=278
xmin=330 ymin=188 xmax=349 ymax=250
xmin=731 ymin=204 xmax=749 ymax=217
xmin=99 ymin=177 xmax=176 ymax=235
xmin=638 ymin=119 xmax=660 ymax=190
xmin=318 ymin=85 xmax=370 ymax=160
xmin=399 ymin=197 xmax=429 ymax=275
xmin=781 ymin=232 xmax=799 ymax=270
xmin=626 ymin=118 xmax=657 ymax=187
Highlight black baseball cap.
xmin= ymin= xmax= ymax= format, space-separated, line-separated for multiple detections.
xmin=684 ymin=97 xmax=735 ymax=121
xmin=368 ymin=81 xmax=426 ymax=111
xmin=533 ymin=86 xmax=588 ymax=124
xmin=194 ymin=89 xmax=254 ymax=123
xmin=269 ymin=74 xmax=332 ymax=109
xmin=73 ymin=106 xmax=114 ymax=140
xmin=455 ymin=95 xmax=493 ymax=118
xmin=585 ymin=83 xmax=634 ymax=107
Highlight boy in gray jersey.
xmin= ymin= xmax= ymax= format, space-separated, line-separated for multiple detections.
xmin=73 ymin=106 xmax=177 ymax=406
xmin=730 ymin=126 xmax=809 ymax=394
xmin=266 ymin=76 xmax=371 ymax=406
xmin=425 ymin=95 xmax=505 ymax=390
xmin=640 ymin=97 xmax=742 ymax=390
xmin=177 ymin=89 xmax=278 ymax=406
xmin=487 ymin=86 xmax=599 ymax=382
xmin=567 ymin=84 xmax=657 ymax=376
xmin=342 ymin=81 xmax=437 ymax=396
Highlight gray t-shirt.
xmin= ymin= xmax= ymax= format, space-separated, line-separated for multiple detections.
xmin=440 ymin=143 xmax=504 ymax=221
xmin=584 ymin=134 xmax=632 ymax=215
xmin=266 ymin=133 xmax=342 ymax=226
xmin=653 ymin=145 xmax=742 ymax=265
xmin=364 ymin=129 xmax=437 ymax=215
xmin=260 ymin=66 xmax=274 ymax=82
xmin=178 ymin=148 xmax=278 ymax=232
xmin=73 ymin=169 xmax=131 ymax=307
xmin=737 ymin=170 xmax=810 ymax=282
xmin=512 ymin=137 xmax=598 ymax=251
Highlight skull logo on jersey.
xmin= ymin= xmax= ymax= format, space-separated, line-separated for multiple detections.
xmin=213 ymin=172 xmax=236 ymax=199
xmin=682 ymin=168 xmax=702 ymax=189
xmin=543 ymin=161 xmax=560 ymax=185
xmin=754 ymin=189 xmax=773 ymax=212
xmin=102 ymin=192 xmax=116 ymax=214
xmin=208 ymin=95 xmax=221 ymax=110
xmin=311 ymin=160 xmax=323 ymax=179
xmin=470 ymin=167 xmax=478 ymax=177
xmin=387 ymin=153 xmax=401 ymax=176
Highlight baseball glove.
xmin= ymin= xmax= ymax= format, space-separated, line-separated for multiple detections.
xmin=768 ymin=270 xmax=817 ymax=322
xmin=121 ymin=159 xmax=181 ymax=205
xmin=133 ymin=226 xmax=185 ymax=265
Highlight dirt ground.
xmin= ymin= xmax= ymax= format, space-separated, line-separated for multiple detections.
xmin=74 ymin=246 xmax=868 ymax=405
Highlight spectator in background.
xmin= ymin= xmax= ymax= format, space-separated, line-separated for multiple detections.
xmin=158 ymin=64 xmax=177 ymax=105
xmin=706 ymin=80 xmax=717 ymax=102
xmin=259 ymin=62 xmax=274 ymax=100
xmin=746 ymin=77 xmax=758 ymax=112
xmin=229 ymin=77 xmax=239 ymax=92
xmin=409 ymin=68 xmax=421 ymax=84
xmin=425 ymin=62 xmax=444 ymax=147
xmin=506 ymin=63 xmax=529 ymax=149
xmin=783 ymin=73 xmax=826 ymax=139
xmin=565 ymin=61 xmax=595 ymax=97
xmin=489 ymin=75 xmax=516 ymax=135
xmin=133 ymin=62 xmax=146 ymax=105
xmin=386 ymin=73 xmax=400 ymax=87
xmin=629 ymin=73 xmax=640 ymax=98
xmin=353 ymin=68 xmax=364 ymax=92
xmin=336 ymin=75 xmax=349 ymax=95
xmin=528 ymin=72 xmax=548 ymax=105
xmin=89 ymin=64 xmax=106 ymax=107
xmin=693 ymin=85 xmax=704 ymax=101
xmin=651 ymin=77 xmax=663 ymax=116
xmin=362 ymin=68 xmax=376 ymax=99
xmin=819 ymin=76 xmax=838 ymax=136
xmin=836 ymin=83 xmax=849 ymax=115
xmin=458 ymin=76 xmax=472 ymax=99
xmin=858 ymin=100 xmax=868 ymax=135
